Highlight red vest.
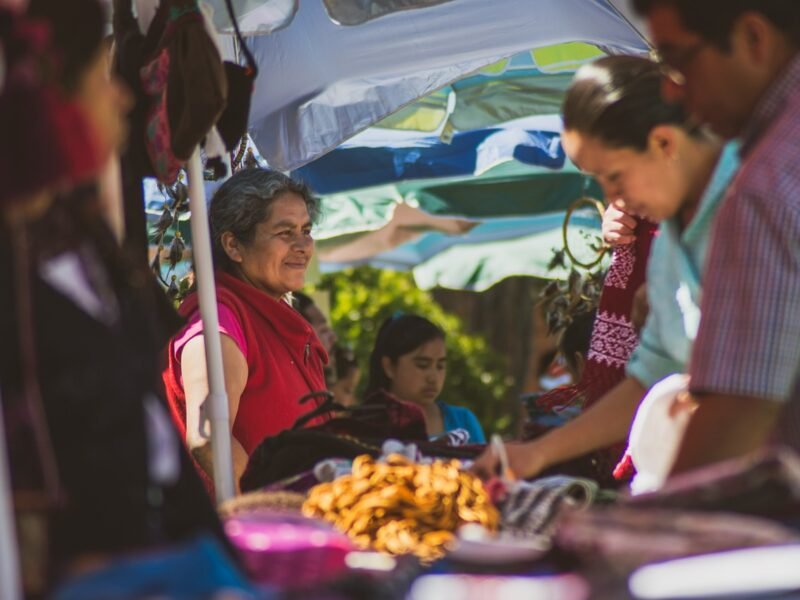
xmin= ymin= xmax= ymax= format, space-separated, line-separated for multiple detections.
xmin=163 ymin=271 xmax=328 ymax=458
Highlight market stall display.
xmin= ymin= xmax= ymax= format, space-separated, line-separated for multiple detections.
xmin=303 ymin=454 xmax=498 ymax=562
xmin=6 ymin=1 xmax=800 ymax=597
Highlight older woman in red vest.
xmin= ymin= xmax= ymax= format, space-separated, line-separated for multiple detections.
xmin=163 ymin=168 xmax=328 ymax=491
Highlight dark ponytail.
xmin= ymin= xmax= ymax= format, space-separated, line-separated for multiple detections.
xmin=562 ymin=55 xmax=693 ymax=151
xmin=365 ymin=314 xmax=445 ymax=398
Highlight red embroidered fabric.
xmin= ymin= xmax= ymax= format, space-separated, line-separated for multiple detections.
xmin=524 ymin=218 xmax=658 ymax=482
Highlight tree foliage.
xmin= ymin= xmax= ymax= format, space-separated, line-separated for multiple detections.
xmin=316 ymin=267 xmax=513 ymax=435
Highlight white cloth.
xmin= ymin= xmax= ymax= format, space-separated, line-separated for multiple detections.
xmin=628 ymin=374 xmax=693 ymax=495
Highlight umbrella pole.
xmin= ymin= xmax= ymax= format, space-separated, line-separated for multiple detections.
xmin=187 ymin=147 xmax=236 ymax=503
xmin=0 ymin=390 xmax=23 ymax=600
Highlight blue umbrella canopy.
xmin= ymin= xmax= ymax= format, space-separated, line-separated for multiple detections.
xmin=293 ymin=117 xmax=566 ymax=194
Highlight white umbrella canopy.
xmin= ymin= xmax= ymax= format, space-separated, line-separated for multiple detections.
xmin=131 ymin=1 xmax=647 ymax=170
xmin=232 ymin=0 xmax=649 ymax=171
xmin=202 ymin=0 xmax=297 ymax=34
xmin=202 ymin=0 xmax=461 ymax=33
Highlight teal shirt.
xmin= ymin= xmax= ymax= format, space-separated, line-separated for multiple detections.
xmin=436 ymin=401 xmax=486 ymax=444
xmin=626 ymin=143 xmax=740 ymax=388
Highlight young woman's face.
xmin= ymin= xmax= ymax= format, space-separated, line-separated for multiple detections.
xmin=562 ymin=128 xmax=688 ymax=223
xmin=383 ymin=338 xmax=447 ymax=408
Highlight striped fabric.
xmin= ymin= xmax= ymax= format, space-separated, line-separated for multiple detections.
xmin=689 ymin=57 xmax=800 ymax=412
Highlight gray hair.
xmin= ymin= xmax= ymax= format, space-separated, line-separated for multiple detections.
xmin=209 ymin=168 xmax=320 ymax=273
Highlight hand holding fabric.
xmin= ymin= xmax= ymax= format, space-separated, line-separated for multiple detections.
xmin=602 ymin=200 xmax=637 ymax=246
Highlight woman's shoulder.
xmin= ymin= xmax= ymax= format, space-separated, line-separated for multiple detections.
xmin=438 ymin=402 xmax=485 ymax=443
xmin=438 ymin=400 xmax=467 ymax=414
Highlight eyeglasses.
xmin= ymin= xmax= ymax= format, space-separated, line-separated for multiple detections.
xmin=653 ymin=40 xmax=707 ymax=86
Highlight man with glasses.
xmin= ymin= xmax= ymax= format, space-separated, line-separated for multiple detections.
xmin=633 ymin=0 xmax=800 ymax=472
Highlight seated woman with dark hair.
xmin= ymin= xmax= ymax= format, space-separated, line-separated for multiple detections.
xmin=331 ymin=344 xmax=361 ymax=407
xmin=163 ymin=168 xmax=329 ymax=490
xmin=559 ymin=309 xmax=597 ymax=384
xmin=366 ymin=313 xmax=485 ymax=444
xmin=293 ymin=291 xmax=338 ymax=356
xmin=293 ymin=290 xmax=339 ymax=390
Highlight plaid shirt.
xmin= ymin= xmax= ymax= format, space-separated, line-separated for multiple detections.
xmin=689 ymin=55 xmax=800 ymax=403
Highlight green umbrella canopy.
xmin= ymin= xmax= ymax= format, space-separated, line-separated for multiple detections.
xmin=412 ymin=215 xmax=609 ymax=292
xmin=315 ymin=158 xmax=602 ymax=243
xmin=376 ymin=43 xmax=606 ymax=135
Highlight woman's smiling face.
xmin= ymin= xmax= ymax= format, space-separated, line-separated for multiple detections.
xmin=231 ymin=192 xmax=314 ymax=298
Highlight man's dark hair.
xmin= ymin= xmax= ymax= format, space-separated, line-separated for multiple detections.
xmin=632 ymin=0 xmax=800 ymax=49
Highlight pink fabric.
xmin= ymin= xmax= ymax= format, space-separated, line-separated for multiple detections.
xmin=163 ymin=271 xmax=328 ymax=457
xmin=173 ymin=303 xmax=248 ymax=376
xmin=225 ymin=514 xmax=353 ymax=589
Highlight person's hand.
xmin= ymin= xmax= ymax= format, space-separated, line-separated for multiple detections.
xmin=602 ymin=200 xmax=637 ymax=246
xmin=470 ymin=440 xmax=546 ymax=482
xmin=669 ymin=387 xmax=699 ymax=418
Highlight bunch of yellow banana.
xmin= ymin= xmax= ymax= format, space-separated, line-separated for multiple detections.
xmin=302 ymin=453 xmax=498 ymax=562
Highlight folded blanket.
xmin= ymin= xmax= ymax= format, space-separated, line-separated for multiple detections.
xmin=499 ymin=476 xmax=599 ymax=539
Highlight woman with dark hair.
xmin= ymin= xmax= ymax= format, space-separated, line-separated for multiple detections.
xmin=293 ymin=292 xmax=337 ymax=354
xmin=473 ymin=55 xmax=739 ymax=481
xmin=366 ymin=313 xmax=485 ymax=444
xmin=558 ymin=309 xmax=597 ymax=384
xmin=331 ymin=344 xmax=361 ymax=407
xmin=163 ymin=168 xmax=329 ymax=490
xmin=294 ymin=291 xmax=338 ymax=390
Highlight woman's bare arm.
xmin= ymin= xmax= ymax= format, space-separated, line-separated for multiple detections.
xmin=181 ymin=333 xmax=249 ymax=492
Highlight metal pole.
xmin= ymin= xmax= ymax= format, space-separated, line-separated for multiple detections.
xmin=0 ymin=389 xmax=23 ymax=600
xmin=187 ymin=148 xmax=236 ymax=503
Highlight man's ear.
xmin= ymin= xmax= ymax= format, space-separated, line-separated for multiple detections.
xmin=648 ymin=125 xmax=679 ymax=161
xmin=221 ymin=231 xmax=243 ymax=263
xmin=381 ymin=356 xmax=395 ymax=381
xmin=734 ymin=11 xmax=777 ymax=66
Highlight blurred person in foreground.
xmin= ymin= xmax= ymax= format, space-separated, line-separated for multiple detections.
xmin=0 ymin=0 xmax=230 ymax=591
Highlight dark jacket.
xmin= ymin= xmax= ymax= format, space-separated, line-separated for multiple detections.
xmin=0 ymin=194 xmax=228 ymax=577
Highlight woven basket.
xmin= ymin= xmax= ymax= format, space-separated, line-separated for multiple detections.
xmin=218 ymin=490 xmax=306 ymax=519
